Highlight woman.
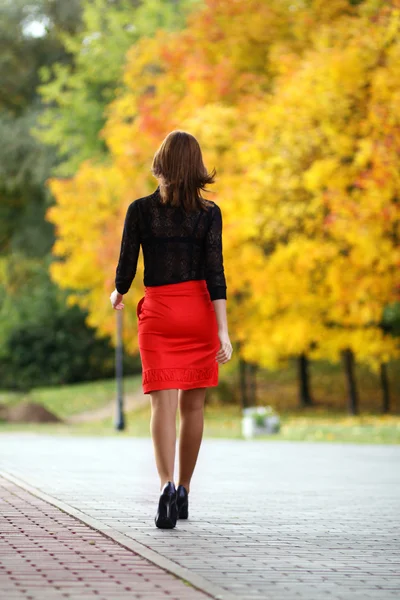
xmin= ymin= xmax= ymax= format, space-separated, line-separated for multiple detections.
xmin=110 ymin=130 xmax=233 ymax=529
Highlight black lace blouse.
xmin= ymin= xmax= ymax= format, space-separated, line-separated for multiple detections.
xmin=115 ymin=187 xmax=227 ymax=301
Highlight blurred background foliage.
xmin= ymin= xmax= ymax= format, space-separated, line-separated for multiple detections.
xmin=0 ymin=0 xmax=199 ymax=391
xmin=0 ymin=0 xmax=399 ymax=419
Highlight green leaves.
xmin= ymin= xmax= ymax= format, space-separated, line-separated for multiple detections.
xmin=35 ymin=0 xmax=201 ymax=175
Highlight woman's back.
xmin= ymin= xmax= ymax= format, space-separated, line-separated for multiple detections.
xmin=115 ymin=186 xmax=227 ymax=302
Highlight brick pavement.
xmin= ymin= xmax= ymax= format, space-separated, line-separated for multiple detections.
xmin=0 ymin=476 xmax=212 ymax=600
xmin=0 ymin=435 xmax=400 ymax=600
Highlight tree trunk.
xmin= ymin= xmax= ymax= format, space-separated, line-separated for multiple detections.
xmin=238 ymin=343 xmax=250 ymax=410
xmin=342 ymin=348 xmax=359 ymax=415
xmin=249 ymin=362 xmax=258 ymax=406
xmin=380 ymin=363 xmax=390 ymax=414
xmin=298 ymin=353 xmax=313 ymax=407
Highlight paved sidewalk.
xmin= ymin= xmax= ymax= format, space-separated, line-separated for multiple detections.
xmin=0 ymin=476 xmax=211 ymax=600
xmin=1 ymin=435 xmax=400 ymax=600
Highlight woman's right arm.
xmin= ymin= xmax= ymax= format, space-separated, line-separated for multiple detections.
xmin=213 ymin=299 xmax=232 ymax=364
xmin=212 ymin=299 xmax=228 ymax=334
xmin=204 ymin=205 xmax=232 ymax=364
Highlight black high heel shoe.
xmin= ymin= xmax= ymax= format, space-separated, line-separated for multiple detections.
xmin=176 ymin=484 xmax=189 ymax=519
xmin=155 ymin=481 xmax=178 ymax=529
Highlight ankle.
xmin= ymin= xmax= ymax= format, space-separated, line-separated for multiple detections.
xmin=160 ymin=479 xmax=175 ymax=492
xmin=177 ymin=482 xmax=190 ymax=493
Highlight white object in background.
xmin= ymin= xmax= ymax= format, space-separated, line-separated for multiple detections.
xmin=241 ymin=406 xmax=280 ymax=439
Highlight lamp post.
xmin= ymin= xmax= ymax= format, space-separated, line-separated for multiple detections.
xmin=115 ymin=309 xmax=125 ymax=430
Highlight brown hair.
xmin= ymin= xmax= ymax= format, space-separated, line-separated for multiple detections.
xmin=151 ymin=130 xmax=216 ymax=213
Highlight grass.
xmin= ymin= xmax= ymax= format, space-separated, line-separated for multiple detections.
xmin=0 ymin=403 xmax=399 ymax=444
xmin=254 ymin=359 xmax=400 ymax=414
xmin=0 ymin=375 xmax=143 ymax=419
xmin=0 ymin=359 xmax=399 ymax=444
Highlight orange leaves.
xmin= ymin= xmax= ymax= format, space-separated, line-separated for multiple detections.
xmin=46 ymin=0 xmax=400 ymax=367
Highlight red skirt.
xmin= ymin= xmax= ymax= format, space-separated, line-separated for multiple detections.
xmin=136 ymin=279 xmax=220 ymax=394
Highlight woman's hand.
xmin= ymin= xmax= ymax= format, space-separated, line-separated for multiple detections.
xmin=110 ymin=289 xmax=124 ymax=310
xmin=216 ymin=330 xmax=233 ymax=364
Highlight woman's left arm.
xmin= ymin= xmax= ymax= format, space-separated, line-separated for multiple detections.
xmin=110 ymin=200 xmax=141 ymax=310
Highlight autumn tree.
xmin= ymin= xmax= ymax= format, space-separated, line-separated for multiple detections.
xmin=35 ymin=0 xmax=201 ymax=175
xmin=241 ymin=0 xmax=400 ymax=411
xmin=46 ymin=0 xmax=399 ymax=412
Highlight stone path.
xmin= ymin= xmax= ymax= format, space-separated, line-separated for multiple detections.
xmin=0 ymin=476 xmax=210 ymax=600
xmin=0 ymin=434 xmax=399 ymax=600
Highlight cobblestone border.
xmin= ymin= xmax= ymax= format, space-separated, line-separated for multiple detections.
xmin=0 ymin=470 xmax=240 ymax=600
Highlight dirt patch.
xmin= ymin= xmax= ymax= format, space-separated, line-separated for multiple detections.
xmin=0 ymin=402 xmax=62 ymax=424
xmin=66 ymin=392 xmax=148 ymax=424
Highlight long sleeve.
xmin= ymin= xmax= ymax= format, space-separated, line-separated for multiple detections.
xmin=115 ymin=200 xmax=141 ymax=295
xmin=204 ymin=204 xmax=227 ymax=301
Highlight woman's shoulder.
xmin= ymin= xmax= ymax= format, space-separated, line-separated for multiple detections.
xmin=129 ymin=190 xmax=219 ymax=214
xmin=204 ymin=199 xmax=223 ymax=219
xmin=202 ymin=197 xmax=220 ymax=211
xmin=127 ymin=188 xmax=159 ymax=210
xmin=138 ymin=188 xmax=160 ymax=203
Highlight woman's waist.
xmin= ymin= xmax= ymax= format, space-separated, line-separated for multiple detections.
xmin=144 ymin=278 xmax=208 ymax=296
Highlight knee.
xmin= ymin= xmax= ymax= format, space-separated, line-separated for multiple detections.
xmin=150 ymin=390 xmax=178 ymax=412
xmin=181 ymin=403 xmax=204 ymax=415
xmin=179 ymin=389 xmax=206 ymax=415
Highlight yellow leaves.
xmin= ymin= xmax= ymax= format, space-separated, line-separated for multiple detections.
xmin=383 ymin=7 xmax=400 ymax=47
xmin=303 ymin=159 xmax=341 ymax=193
xmin=182 ymin=103 xmax=242 ymax=171
xmin=318 ymin=328 xmax=400 ymax=372
xmin=354 ymin=138 xmax=374 ymax=169
xmin=45 ymin=0 xmax=400 ymax=368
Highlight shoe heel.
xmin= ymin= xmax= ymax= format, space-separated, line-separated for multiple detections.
xmin=176 ymin=485 xmax=189 ymax=520
xmin=178 ymin=502 xmax=188 ymax=519
xmin=155 ymin=483 xmax=177 ymax=529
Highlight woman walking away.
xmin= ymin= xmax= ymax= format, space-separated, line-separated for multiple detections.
xmin=110 ymin=130 xmax=233 ymax=529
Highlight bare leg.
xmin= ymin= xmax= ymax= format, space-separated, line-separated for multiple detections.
xmin=177 ymin=387 xmax=207 ymax=493
xmin=149 ymin=388 xmax=178 ymax=491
